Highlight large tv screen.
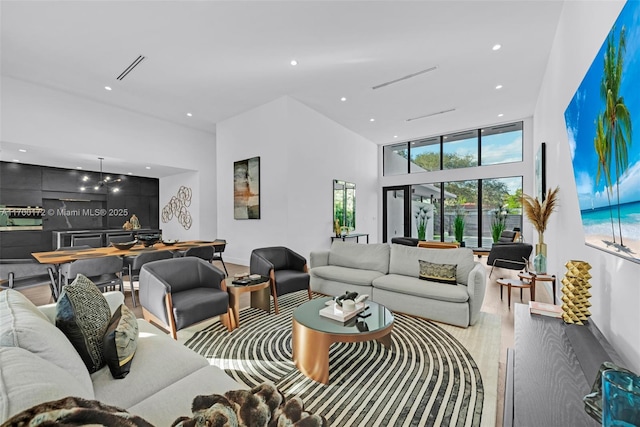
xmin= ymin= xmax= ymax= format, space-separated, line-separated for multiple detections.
xmin=564 ymin=1 xmax=639 ymax=263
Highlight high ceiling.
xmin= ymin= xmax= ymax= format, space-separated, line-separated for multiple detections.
xmin=0 ymin=0 xmax=564 ymax=177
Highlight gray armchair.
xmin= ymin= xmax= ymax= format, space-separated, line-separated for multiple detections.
xmin=250 ymin=246 xmax=311 ymax=314
xmin=123 ymin=251 xmax=175 ymax=307
xmin=139 ymin=257 xmax=231 ymax=339
xmin=486 ymin=243 xmax=533 ymax=277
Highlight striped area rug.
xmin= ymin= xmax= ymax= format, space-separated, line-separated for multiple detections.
xmin=185 ymin=292 xmax=486 ymax=427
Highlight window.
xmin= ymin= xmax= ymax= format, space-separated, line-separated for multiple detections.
xmin=382 ymin=121 xmax=523 ymax=175
xmin=410 ymin=137 xmax=440 ymax=172
xmin=481 ymin=122 xmax=523 ymax=165
xmin=443 ymin=130 xmax=478 ymax=170
xmin=444 ymin=180 xmax=478 ymax=245
xmin=383 ymin=143 xmax=408 ymax=175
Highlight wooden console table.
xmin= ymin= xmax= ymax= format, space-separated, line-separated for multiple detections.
xmin=504 ymin=304 xmax=625 ymax=427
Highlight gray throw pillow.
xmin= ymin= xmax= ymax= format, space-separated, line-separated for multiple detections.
xmin=418 ymin=260 xmax=457 ymax=285
xmin=56 ymin=274 xmax=111 ymax=373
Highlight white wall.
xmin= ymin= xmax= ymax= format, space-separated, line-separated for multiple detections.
xmin=1 ymin=77 xmax=218 ymax=240
xmin=216 ymin=96 xmax=378 ymax=266
xmin=534 ymin=0 xmax=639 ymax=371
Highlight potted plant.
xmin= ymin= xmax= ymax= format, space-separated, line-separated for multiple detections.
xmin=453 ymin=211 xmax=466 ymax=247
xmin=491 ymin=207 xmax=508 ymax=243
xmin=522 ymin=186 xmax=559 ymax=273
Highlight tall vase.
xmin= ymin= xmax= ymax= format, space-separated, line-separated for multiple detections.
xmin=560 ymin=260 xmax=592 ymax=325
xmin=534 ymin=241 xmax=547 ymax=274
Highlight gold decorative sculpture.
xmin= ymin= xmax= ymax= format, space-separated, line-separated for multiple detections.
xmin=561 ymin=260 xmax=592 ymax=325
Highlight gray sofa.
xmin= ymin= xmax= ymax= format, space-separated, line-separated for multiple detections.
xmin=310 ymin=242 xmax=486 ymax=327
xmin=0 ymin=289 xmax=244 ymax=425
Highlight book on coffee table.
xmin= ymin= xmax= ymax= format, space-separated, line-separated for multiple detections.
xmin=529 ymin=301 xmax=563 ymax=318
xmin=319 ymin=301 xmax=366 ymax=322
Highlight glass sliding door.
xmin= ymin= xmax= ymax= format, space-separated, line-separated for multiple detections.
xmin=481 ymin=176 xmax=523 ymax=247
xmin=382 ymin=186 xmax=410 ymax=243
xmin=444 ymin=180 xmax=478 ymax=246
xmin=411 ymin=183 xmax=440 ymax=241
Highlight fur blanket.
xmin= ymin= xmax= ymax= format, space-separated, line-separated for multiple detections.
xmin=2 ymin=384 xmax=325 ymax=427
xmin=2 ymin=396 xmax=153 ymax=426
xmin=172 ymin=383 xmax=327 ymax=427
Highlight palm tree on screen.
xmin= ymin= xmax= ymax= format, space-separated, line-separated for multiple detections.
xmin=600 ymin=25 xmax=632 ymax=246
xmin=594 ymin=113 xmax=616 ymax=242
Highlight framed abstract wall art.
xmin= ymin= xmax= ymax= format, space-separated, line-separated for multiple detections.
xmin=233 ymin=156 xmax=260 ymax=219
xmin=564 ymin=1 xmax=639 ymax=263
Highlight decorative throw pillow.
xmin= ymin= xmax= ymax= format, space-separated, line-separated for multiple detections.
xmin=418 ymin=260 xmax=457 ymax=285
xmin=103 ymin=304 xmax=139 ymax=379
xmin=56 ymin=274 xmax=111 ymax=373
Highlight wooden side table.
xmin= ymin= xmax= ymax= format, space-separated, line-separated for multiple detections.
xmin=225 ymin=278 xmax=271 ymax=331
xmin=496 ymin=278 xmax=535 ymax=309
xmin=518 ymin=272 xmax=557 ymax=304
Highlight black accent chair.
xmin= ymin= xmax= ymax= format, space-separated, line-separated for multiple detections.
xmin=139 ymin=257 xmax=231 ymax=339
xmin=250 ymin=247 xmax=311 ymax=314
xmin=212 ymin=240 xmax=228 ymax=276
xmin=390 ymin=237 xmax=419 ymax=246
xmin=123 ymin=251 xmax=175 ymax=307
xmin=486 ymin=243 xmax=533 ymax=278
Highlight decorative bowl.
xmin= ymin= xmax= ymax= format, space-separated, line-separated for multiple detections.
xmin=138 ymin=235 xmax=161 ymax=247
xmin=162 ymin=239 xmax=179 ymax=245
xmin=111 ymin=240 xmax=138 ymax=250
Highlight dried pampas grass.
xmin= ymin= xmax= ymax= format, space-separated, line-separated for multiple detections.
xmin=522 ymin=186 xmax=559 ymax=238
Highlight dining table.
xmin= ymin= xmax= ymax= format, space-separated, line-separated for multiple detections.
xmin=31 ymin=240 xmax=227 ymax=264
xmin=32 ymin=240 xmax=228 ymax=298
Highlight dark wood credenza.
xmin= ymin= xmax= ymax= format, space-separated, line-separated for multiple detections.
xmin=504 ymin=304 xmax=625 ymax=427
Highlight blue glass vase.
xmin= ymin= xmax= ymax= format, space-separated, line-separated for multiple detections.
xmin=534 ymin=243 xmax=547 ymax=274
xmin=602 ymin=370 xmax=640 ymax=427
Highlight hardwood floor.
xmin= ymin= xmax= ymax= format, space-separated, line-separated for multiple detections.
xmin=15 ymin=257 xmax=554 ymax=427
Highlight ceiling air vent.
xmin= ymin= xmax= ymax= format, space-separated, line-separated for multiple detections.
xmin=372 ymin=66 xmax=438 ymax=90
xmin=117 ymin=55 xmax=146 ymax=80
xmin=406 ymin=108 xmax=456 ymax=122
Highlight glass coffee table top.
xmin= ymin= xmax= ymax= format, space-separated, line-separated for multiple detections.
xmin=293 ymin=297 xmax=394 ymax=335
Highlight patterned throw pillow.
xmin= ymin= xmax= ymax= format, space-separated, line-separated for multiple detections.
xmin=418 ymin=260 xmax=457 ymax=285
xmin=103 ymin=304 xmax=139 ymax=379
xmin=56 ymin=274 xmax=111 ymax=373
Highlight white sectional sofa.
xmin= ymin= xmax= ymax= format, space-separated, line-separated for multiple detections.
xmin=0 ymin=289 xmax=244 ymax=426
xmin=310 ymin=242 xmax=486 ymax=327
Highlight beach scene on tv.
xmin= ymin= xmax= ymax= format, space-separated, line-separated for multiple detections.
xmin=564 ymin=1 xmax=639 ymax=262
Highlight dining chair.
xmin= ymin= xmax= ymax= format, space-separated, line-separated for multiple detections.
xmin=183 ymin=246 xmax=214 ymax=262
xmin=212 ymin=240 xmax=228 ymax=276
xmin=122 ymin=251 xmax=175 ymax=307
xmin=58 ymin=256 xmax=124 ymax=295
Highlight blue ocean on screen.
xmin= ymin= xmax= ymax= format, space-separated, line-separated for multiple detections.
xmin=581 ymin=201 xmax=640 ymax=239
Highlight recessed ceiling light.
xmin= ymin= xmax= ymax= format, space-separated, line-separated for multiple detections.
xmin=128 ymin=172 xmax=133 ymax=175
xmin=498 ymin=113 xmax=504 ymax=117
xmin=18 ymin=149 xmax=27 ymax=153
xmin=105 ymin=86 xmax=112 ymax=91
xmin=186 ymin=113 xmax=193 ymax=117
xmin=80 ymin=186 xmax=86 ymax=191
xmin=492 ymin=44 xmax=502 ymax=51
xmin=12 ymin=159 xmax=19 ymax=162
xmin=76 ymin=166 xmax=83 ymax=169
xmin=145 ymin=166 xmax=151 ymax=170
xmin=495 ymin=84 xmax=503 ymax=90
xmin=394 ymin=135 xmax=398 ymax=138
xmin=290 ymin=59 xmax=298 ymax=66
xmin=340 ymin=97 xmax=347 ymax=102
xmin=370 ymin=118 xmax=375 ymax=122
